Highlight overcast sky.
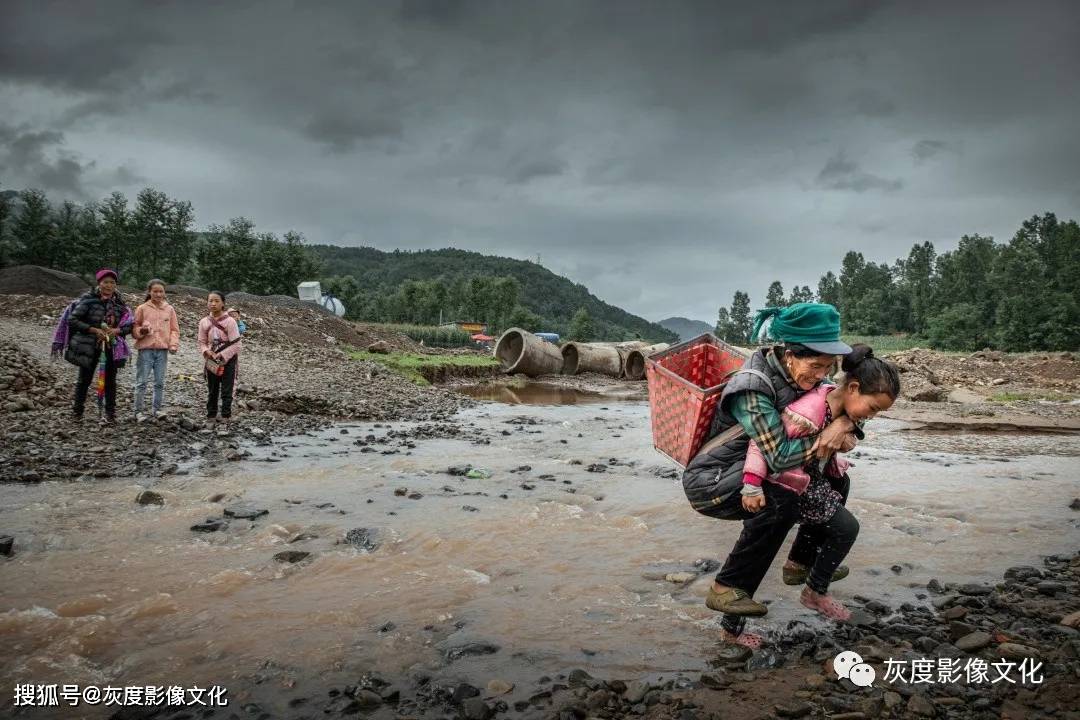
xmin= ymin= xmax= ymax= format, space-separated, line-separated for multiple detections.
xmin=2 ymin=0 xmax=1078 ymax=323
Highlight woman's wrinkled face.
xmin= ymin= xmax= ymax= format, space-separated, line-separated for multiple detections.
xmin=784 ymin=351 xmax=835 ymax=390
xmin=150 ymin=284 xmax=166 ymax=303
xmin=842 ymin=382 xmax=896 ymax=422
xmin=98 ymin=277 xmax=117 ymax=297
xmin=207 ymin=294 xmax=224 ymax=314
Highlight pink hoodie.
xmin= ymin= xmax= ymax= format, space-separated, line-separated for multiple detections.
xmin=133 ymin=300 xmax=180 ymax=352
xmin=198 ymin=315 xmax=242 ymax=363
xmin=743 ymin=384 xmax=851 ymax=494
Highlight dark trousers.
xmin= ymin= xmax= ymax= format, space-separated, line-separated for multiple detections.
xmin=804 ymin=506 xmax=859 ymax=594
xmin=74 ymin=351 xmax=117 ymax=416
xmin=205 ymin=357 xmax=237 ymax=419
xmin=711 ymin=474 xmax=851 ymax=633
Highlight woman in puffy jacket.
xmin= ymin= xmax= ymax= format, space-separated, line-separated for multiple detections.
xmin=66 ymin=268 xmax=134 ymax=423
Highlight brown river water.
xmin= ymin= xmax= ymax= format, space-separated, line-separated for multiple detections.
xmin=2 ymin=390 xmax=1078 ymax=717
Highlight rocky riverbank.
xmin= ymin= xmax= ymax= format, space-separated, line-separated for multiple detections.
xmin=0 ymin=288 xmax=474 ymax=484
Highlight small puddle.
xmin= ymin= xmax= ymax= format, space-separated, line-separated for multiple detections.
xmin=455 ymin=381 xmax=643 ymax=405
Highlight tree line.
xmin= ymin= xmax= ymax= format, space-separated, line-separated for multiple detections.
xmin=715 ymin=213 xmax=1079 ymax=352
xmin=0 ymin=187 xmax=322 ymax=297
xmin=0 ymin=186 xmax=648 ymax=342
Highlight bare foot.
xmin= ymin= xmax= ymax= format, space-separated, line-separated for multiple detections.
xmin=720 ymin=628 xmax=764 ymax=650
xmin=800 ymin=586 xmax=851 ymax=621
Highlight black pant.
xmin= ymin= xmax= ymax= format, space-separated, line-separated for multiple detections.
xmin=206 ymin=357 xmax=237 ymax=419
xmin=804 ymin=506 xmax=859 ymax=594
xmin=713 ymin=474 xmax=851 ymax=633
xmin=74 ymin=351 xmax=117 ymax=416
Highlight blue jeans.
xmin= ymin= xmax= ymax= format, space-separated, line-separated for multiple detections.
xmin=134 ymin=348 xmax=169 ymax=413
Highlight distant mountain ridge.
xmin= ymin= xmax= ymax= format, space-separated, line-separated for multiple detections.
xmin=313 ymin=245 xmax=679 ymax=343
xmin=657 ymin=316 xmax=714 ymax=342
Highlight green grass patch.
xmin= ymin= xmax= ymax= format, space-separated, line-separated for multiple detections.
xmin=841 ymin=334 xmax=933 ymax=354
xmin=348 ymin=349 xmax=500 ymax=385
xmin=989 ymin=390 xmax=1075 ymax=403
xmin=378 ymin=324 xmax=475 ymax=348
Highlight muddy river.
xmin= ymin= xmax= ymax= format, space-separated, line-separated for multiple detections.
xmin=2 ymin=390 xmax=1078 ymax=717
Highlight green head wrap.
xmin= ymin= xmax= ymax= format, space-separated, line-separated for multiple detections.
xmin=750 ymin=302 xmax=851 ymax=355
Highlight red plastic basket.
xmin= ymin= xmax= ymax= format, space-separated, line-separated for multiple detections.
xmin=645 ymin=333 xmax=749 ymax=467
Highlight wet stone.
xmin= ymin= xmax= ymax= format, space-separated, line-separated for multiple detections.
xmin=191 ymin=518 xmax=227 ymax=533
xmin=444 ymin=642 xmax=500 ymax=662
xmin=959 ymin=583 xmax=993 ymax=596
xmin=344 ymin=528 xmax=380 ymax=551
xmin=907 ymin=694 xmax=936 ymax=717
xmin=941 ymin=606 xmax=969 ymax=621
xmin=0 ymin=535 xmax=13 ymax=556
xmin=955 ymin=631 xmax=992 ymax=652
xmin=1004 ymin=566 xmax=1043 ymax=581
xmin=1036 ymin=580 xmax=1066 ymax=596
xmin=274 ymin=550 xmax=310 ymax=564
xmin=461 ymin=697 xmax=491 ymax=720
xmin=774 ymin=701 xmax=813 ymax=718
xmin=223 ymin=505 xmax=269 ymax=520
xmin=135 ymin=490 xmax=165 ymax=506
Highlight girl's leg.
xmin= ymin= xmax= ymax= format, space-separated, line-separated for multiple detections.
xmin=788 ymin=473 xmax=851 ymax=569
xmin=719 ymin=614 xmax=764 ymax=650
xmin=133 ymin=350 xmax=150 ymax=414
xmin=206 ymin=370 xmax=220 ymax=419
xmin=152 ymin=350 xmax=167 ymax=412
xmin=800 ymin=507 xmax=859 ymax=621
xmin=219 ymin=358 xmax=237 ymax=419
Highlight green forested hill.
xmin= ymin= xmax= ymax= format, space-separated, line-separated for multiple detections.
xmin=313 ymin=245 xmax=678 ymax=343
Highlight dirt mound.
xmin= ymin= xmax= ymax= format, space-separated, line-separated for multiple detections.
xmin=889 ymin=347 xmax=1080 ymax=397
xmin=226 ymin=291 xmax=333 ymax=314
xmin=0 ymin=265 xmax=89 ymax=297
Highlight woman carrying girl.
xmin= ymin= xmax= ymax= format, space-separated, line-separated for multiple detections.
xmin=682 ymin=303 xmax=897 ymax=649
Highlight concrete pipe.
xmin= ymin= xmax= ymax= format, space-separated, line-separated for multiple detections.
xmin=494 ymin=328 xmax=564 ymax=377
xmin=561 ymin=342 xmax=623 ymax=376
xmin=614 ymin=341 xmax=651 ymax=377
xmin=623 ymin=343 xmax=671 ymax=381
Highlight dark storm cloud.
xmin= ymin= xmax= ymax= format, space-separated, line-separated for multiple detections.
xmin=849 ymin=89 xmax=897 ymax=117
xmin=0 ymin=124 xmax=92 ymax=197
xmin=1 ymin=0 xmax=1078 ymax=323
xmin=817 ymin=152 xmax=903 ymax=193
xmin=911 ymin=140 xmax=955 ymax=163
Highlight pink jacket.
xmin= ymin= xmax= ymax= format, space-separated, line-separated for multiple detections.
xmin=133 ymin=301 xmax=180 ymax=351
xmin=743 ymin=384 xmax=850 ymax=494
xmin=198 ymin=315 xmax=241 ymax=363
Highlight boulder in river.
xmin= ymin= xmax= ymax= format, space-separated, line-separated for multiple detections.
xmin=0 ymin=535 xmax=13 ymax=556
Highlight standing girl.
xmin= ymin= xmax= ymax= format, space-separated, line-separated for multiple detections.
xmin=132 ymin=279 xmax=180 ymax=418
xmin=197 ymin=291 xmax=242 ymax=423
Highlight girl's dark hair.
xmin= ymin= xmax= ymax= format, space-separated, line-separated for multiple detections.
xmin=208 ymin=290 xmax=227 ymax=303
xmin=841 ymin=344 xmax=901 ymax=399
xmin=145 ymin=278 xmax=166 ymax=302
xmin=783 ymin=342 xmax=832 ymax=359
